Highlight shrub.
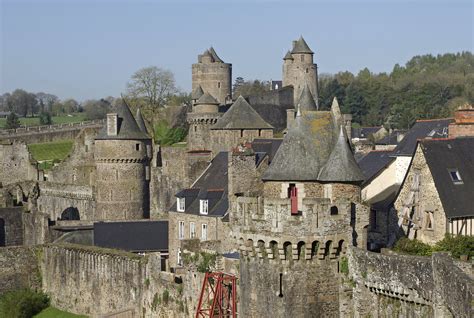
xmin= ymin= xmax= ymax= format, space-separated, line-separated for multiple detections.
xmin=6 ymin=112 xmax=20 ymax=129
xmin=197 ymin=252 xmax=217 ymax=273
xmin=0 ymin=289 xmax=49 ymax=318
xmin=434 ymin=234 xmax=474 ymax=259
xmin=340 ymin=257 xmax=349 ymax=275
xmin=393 ymin=238 xmax=432 ymax=256
xmin=162 ymin=289 xmax=169 ymax=305
xmin=39 ymin=111 xmax=52 ymax=125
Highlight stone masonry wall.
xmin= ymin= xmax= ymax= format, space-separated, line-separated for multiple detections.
xmin=0 ymin=142 xmax=38 ymax=185
xmin=40 ymin=244 xmax=201 ymax=317
xmin=0 ymin=246 xmax=41 ymax=295
xmin=348 ymin=247 xmax=473 ymax=318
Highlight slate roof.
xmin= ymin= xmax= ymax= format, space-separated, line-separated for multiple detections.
xmin=172 ymin=152 xmax=229 ymax=218
xmin=135 ymin=108 xmax=149 ymax=135
xmin=392 ymin=118 xmax=453 ymax=156
xmin=351 ymin=126 xmax=383 ymax=139
xmin=291 ymin=36 xmax=314 ymax=54
xmin=192 ymin=85 xmax=205 ymax=100
xmin=212 ymin=96 xmax=273 ymax=130
xmin=357 ymin=150 xmax=396 ymax=185
xmin=421 ymin=137 xmax=474 ymax=218
xmin=96 ymin=102 xmax=150 ymax=140
xmin=283 ymin=51 xmax=293 ymax=60
xmin=196 ymin=92 xmax=219 ymax=105
xmin=208 ymin=47 xmax=224 ymax=63
xmin=93 ymin=221 xmax=168 ymax=252
xmin=297 ymin=84 xmax=317 ymax=111
xmin=318 ymin=126 xmax=365 ymax=182
xmin=252 ymin=138 xmax=283 ymax=163
xmin=376 ymin=130 xmax=406 ymax=145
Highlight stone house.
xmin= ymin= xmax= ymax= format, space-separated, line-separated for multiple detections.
xmin=168 ymin=152 xmax=231 ymax=270
xmin=395 ymin=137 xmax=474 ymax=244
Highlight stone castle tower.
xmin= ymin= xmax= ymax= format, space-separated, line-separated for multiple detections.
xmin=282 ymin=36 xmax=319 ymax=107
xmin=187 ymin=91 xmax=222 ymax=151
xmin=94 ymin=103 xmax=152 ymax=220
xmin=230 ymin=98 xmax=369 ymax=317
xmin=192 ymin=47 xmax=232 ymax=105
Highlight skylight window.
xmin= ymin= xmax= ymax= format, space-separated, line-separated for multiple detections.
xmin=448 ymin=169 xmax=463 ymax=184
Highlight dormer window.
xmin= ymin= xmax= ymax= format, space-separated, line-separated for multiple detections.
xmin=177 ymin=197 xmax=185 ymax=212
xmin=200 ymin=200 xmax=208 ymax=215
xmin=448 ymin=169 xmax=463 ymax=184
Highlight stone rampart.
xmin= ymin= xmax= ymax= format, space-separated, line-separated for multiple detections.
xmin=348 ymin=247 xmax=473 ymax=318
xmin=0 ymin=246 xmax=41 ymax=295
xmin=0 ymin=120 xmax=104 ymax=144
xmin=40 ymin=244 xmax=201 ymax=317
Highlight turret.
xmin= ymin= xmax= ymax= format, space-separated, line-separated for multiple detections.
xmin=94 ymin=102 xmax=152 ymax=220
xmin=282 ymin=36 xmax=319 ymax=107
xmin=192 ymin=47 xmax=232 ymax=105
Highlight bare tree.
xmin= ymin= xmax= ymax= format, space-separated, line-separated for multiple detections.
xmin=127 ymin=66 xmax=177 ymax=121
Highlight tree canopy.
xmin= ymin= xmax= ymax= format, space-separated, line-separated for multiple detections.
xmin=319 ymin=52 xmax=473 ymax=129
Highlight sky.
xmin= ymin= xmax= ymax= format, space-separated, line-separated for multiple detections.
xmin=1 ymin=0 xmax=473 ymax=101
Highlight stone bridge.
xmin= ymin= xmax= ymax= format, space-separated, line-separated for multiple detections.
xmin=0 ymin=120 xmax=104 ymax=143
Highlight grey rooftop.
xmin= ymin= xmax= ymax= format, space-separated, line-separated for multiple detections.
xmin=212 ymin=96 xmax=273 ymax=130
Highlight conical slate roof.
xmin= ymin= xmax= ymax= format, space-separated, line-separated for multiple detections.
xmin=262 ymin=111 xmax=336 ymax=181
xmin=283 ymin=51 xmax=293 ymax=60
xmin=135 ymin=108 xmax=149 ymax=135
xmin=208 ymin=47 xmax=224 ymax=63
xmin=291 ymin=36 xmax=314 ymax=54
xmin=297 ymin=84 xmax=317 ymax=111
xmin=212 ymin=96 xmax=273 ymax=130
xmin=318 ymin=125 xmax=364 ymax=182
xmin=96 ymin=102 xmax=150 ymax=140
xmin=331 ymin=97 xmax=342 ymax=124
xmin=192 ymin=85 xmax=205 ymax=100
xmin=196 ymin=92 xmax=219 ymax=105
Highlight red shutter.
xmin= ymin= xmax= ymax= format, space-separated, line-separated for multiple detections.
xmin=290 ymin=187 xmax=298 ymax=215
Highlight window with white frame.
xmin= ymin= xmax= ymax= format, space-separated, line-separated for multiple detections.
xmin=190 ymin=222 xmax=196 ymax=238
xmin=177 ymin=197 xmax=185 ymax=212
xmin=201 ymin=224 xmax=208 ymax=240
xmin=200 ymin=200 xmax=208 ymax=215
xmin=177 ymin=248 xmax=182 ymax=266
xmin=448 ymin=169 xmax=463 ymax=184
xmin=178 ymin=221 xmax=185 ymax=239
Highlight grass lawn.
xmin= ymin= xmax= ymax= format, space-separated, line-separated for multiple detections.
xmin=0 ymin=113 xmax=87 ymax=129
xmin=28 ymin=140 xmax=73 ymax=164
xmin=34 ymin=307 xmax=88 ymax=318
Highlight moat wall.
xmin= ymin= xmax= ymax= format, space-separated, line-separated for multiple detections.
xmin=348 ymin=247 xmax=473 ymax=318
xmin=0 ymin=246 xmax=41 ymax=295
xmin=39 ymin=244 xmax=202 ymax=317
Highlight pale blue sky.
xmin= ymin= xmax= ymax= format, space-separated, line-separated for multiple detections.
xmin=1 ymin=0 xmax=473 ymax=101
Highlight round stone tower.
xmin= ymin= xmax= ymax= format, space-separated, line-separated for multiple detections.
xmin=187 ymin=92 xmax=222 ymax=151
xmin=192 ymin=47 xmax=232 ymax=105
xmin=94 ymin=103 xmax=151 ymax=220
xmin=282 ymin=36 xmax=319 ymax=107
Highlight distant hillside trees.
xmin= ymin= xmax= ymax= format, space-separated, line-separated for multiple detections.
xmin=233 ymin=77 xmax=271 ymax=97
xmin=319 ymin=52 xmax=473 ymax=129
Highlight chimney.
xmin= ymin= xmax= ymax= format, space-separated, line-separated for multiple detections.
xmin=292 ymin=40 xmax=297 ymax=49
xmin=287 ymin=109 xmax=296 ymax=130
xmin=107 ymin=113 xmax=118 ymax=136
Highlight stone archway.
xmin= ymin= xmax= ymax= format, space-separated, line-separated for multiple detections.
xmin=60 ymin=207 xmax=80 ymax=221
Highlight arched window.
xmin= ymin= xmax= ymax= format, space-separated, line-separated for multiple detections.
xmin=283 ymin=241 xmax=292 ymax=260
xmin=330 ymin=206 xmax=338 ymax=215
xmin=60 ymin=207 xmax=80 ymax=221
xmin=297 ymin=241 xmax=305 ymax=260
xmin=311 ymin=241 xmax=319 ymax=259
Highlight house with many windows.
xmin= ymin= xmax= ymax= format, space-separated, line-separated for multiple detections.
xmin=167 ymin=152 xmax=232 ymax=269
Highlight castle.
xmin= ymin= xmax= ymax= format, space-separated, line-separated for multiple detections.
xmin=0 ymin=37 xmax=472 ymax=317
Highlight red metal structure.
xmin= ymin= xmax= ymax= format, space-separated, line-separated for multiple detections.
xmin=195 ymin=272 xmax=237 ymax=318
xmin=290 ymin=185 xmax=298 ymax=214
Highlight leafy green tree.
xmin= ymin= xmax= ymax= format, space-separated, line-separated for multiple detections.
xmin=233 ymin=78 xmax=270 ymax=97
xmin=5 ymin=111 xmax=20 ymax=129
xmin=127 ymin=66 xmax=177 ymax=122
xmin=39 ymin=111 xmax=52 ymax=125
